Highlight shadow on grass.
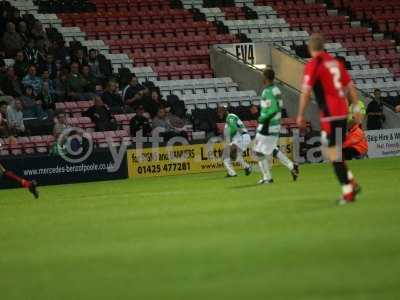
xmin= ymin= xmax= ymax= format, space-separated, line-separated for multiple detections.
xmin=230 ymin=183 xmax=260 ymax=189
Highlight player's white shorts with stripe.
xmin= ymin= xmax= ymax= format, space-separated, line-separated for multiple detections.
xmin=253 ymin=133 xmax=278 ymax=156
xmin=231 ymin=133 xmax=251 ymax=151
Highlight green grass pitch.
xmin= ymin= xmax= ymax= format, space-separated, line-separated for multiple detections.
xmin=1 ymin=157 xmax=400 ymax=300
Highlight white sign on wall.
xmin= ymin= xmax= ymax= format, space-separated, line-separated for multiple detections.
xmin=233 ymin=43 xmax=255 ymax=65
xmin=366 ymin=128 xmax=400 ymax=158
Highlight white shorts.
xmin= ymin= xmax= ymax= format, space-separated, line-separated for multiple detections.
xmin=253 ymin=133 xmax=278 ymax=156
xmin=231 ymin=133 xmax=251 ymax=152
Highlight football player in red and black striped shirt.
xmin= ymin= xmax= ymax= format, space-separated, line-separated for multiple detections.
xmin=0 ymin=115 xmax=39 ymax=198
xmin=297 ymin=34 xmax=362 ymax=205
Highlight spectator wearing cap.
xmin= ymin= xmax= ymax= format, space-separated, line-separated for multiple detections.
xmin=102 ymin=79 xmax=124 ymax=113
xmin=22 ymin=65 xmax=42 ymax=95
xmin=83 ymin=96 xmax=117 ymax=132
xmin=6 ymin=99 xmax=25 ymax=136
xmin=130 ymin=105 xmax=152 ymax=137
xmin=2 ymin=22 xmax=24 ymax=57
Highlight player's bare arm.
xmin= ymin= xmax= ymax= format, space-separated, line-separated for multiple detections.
xmin=297 ymin=88 xmax=312 ymax=128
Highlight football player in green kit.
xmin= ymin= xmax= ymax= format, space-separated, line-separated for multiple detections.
xmin=253 ymin=69 xmax=299 ymax=184
xmin=222 ymin=107 xmax=252 ymax=177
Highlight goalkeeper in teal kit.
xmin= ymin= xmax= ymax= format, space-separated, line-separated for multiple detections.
xmin=253 ymin=69 xmax=299 ymax=184
xmin=223 ymin=108 xmax=252 ymax=177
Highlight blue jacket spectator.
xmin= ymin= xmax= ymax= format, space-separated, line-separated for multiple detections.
xmin=22 ymin=65 xmax=42 ymax=95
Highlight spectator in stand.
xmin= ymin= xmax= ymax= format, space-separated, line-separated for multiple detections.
xmin=396 ymin=104 xmax=400 ymax=113
xmin=23 ymin=38 xmax=39 ymax=65
xmin=216 ymin=105 xmax=227 ymax=123
xmin=71 ymin=48 xmax=88 ymax=66
xmin=14 ymin=51 xmax=28 ymax=79
xmin=0 ymin=100 xmax=9 ymax=137
xmin=0 ymin=59 xmax=6 ymax=81
xmin=83 ymin=96 xmax=117 ymax=131
xmin=0 ymin=8 xmax=7 ymax=36
xmin=1 ymin=66 xmax=22 ymax=98
xmin=37 ymin=79 xmax=55 ymax=111
xmin=122 ymin=73 xmax=142 ymax=103
xmin=53 ymin=110 xmax=69 ymax=139
xmin=367 ymin=89 xmax=385 ymax=130
xmin=66 ymin=62 xmax=88 ymax=100
xmin=130 ymin=105 xmax=152 ymax=137
xmin=17 ymin=21 xmax=29 ymax=44
xmin=10 ymin=9 xmax=23 ymax=29
xmin=102 ymin=79 xmax=124 ymax=113
xmin=41 ymin=69 xmax=54 ymax=91
xmin=51 ymin=110 xmax=71 ymax=156
xmin=81 ymin=64 xmax=96 ymax=94
xmin=6 ymin=99 xmax=25 ymax=136
xmin=35 ymin=37 xmax=47 ymax=66
xmin=53 ymin=71 xmax=68 ymax=101
xmin=2 ymin=22 xmax=24 ymax=57
xmin=167 ymin=108 xmax=190 ymax=139
xmin=22 ymin=64 xmax=42 ymax=95
xmin=130 ymin=83 xmax=158 ymax=116
xmin=145 ymin=88 xmax=167 ymax=118
xmin=20 ymin=85 xmax=39 ymax=118
xmin=152 ymin=106 xmax=186 ymax=141
xmin=249 ymin=104 xmax=259 ymax=120
xmin=39 ymin=53 xmax=57 ymax=79
xmin=152 ymin=106 xmax=175 ymax=140
xmin=97 ymin=53 xmax=112 ymax=79
xmin=88 ymin=49 xmax=101 ymax=78
xmin=49 ymin=39 xmax=68 ymax=63
xmin=31 ymin=20 xmax=47 ymax=44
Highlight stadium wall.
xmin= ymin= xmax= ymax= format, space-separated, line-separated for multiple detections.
xmin=210 ymin=44 xmax=321 ymax=129
xmin=0 ymin=150 xmax=128 ymax=189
